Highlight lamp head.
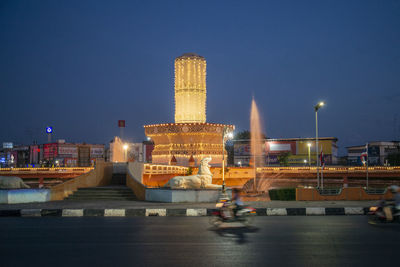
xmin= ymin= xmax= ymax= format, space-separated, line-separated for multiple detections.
xmin=314 ymin=101 xmax=325 ymax=111
xmin=123 ymin=144 xmax=128 ymax=150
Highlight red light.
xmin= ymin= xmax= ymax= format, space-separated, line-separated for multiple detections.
xmin=37 ymin=149 xmax=40 ymax=152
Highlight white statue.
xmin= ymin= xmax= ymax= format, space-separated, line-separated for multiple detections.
xmin=163 ymin=157 xmax=221 ymax=189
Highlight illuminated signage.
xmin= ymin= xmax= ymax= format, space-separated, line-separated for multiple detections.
xmin=2 ymin=142 xmax=13 ymax=149
xmin=46 ymin=127 xmax=53 ymax=134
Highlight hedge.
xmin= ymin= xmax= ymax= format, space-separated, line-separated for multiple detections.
xmin=268 ymin=188 xmax=296 ymax=201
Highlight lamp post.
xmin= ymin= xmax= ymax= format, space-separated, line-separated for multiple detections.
xmin=222 ymin=126 xmax=233 ymax=193
xmin=307 ymin=142 xmax=311 ymax=168
xmin=123 ymin=144 xmax=128 ymax=162
xmin=314 ymin=101 xmax=324 ymax=188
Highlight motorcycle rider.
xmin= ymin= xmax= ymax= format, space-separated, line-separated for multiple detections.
xmin=383 ymin=185 xmax=400 ymax=221
xmin=231 ymin=188 xmax=244 ymax=217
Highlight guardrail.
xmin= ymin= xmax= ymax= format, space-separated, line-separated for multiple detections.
xmin=365 ymin=188 xmax=387 ymax=194
xmin=259 ymin=166 xmax=400 ymax=172
xmin=0 ymin=167 xmax=93 ymax=174
xmin=318 ymin=188 xmax=342 ymax=195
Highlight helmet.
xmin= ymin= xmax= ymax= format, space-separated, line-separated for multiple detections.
xmin=390 ymin=185 xmax=399 ymax=194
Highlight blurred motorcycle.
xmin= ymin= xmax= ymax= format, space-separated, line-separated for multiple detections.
xmin=368 ymin=200 xmax=400 ymax=224
xmin=209 ymin=198 xmax=256 ymax=227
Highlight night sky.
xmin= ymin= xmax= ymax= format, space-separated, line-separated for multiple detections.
xmin=1 ymin=0 xmax=399 ymax=155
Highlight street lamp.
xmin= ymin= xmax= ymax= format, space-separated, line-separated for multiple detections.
xmin=222 ymin=126 xmax=233 ymax=193
xmin=123 ymin=144 xmax=129 ymax=162
xmin=307 ymin=142 xmax=311 ymax=168
xmin=314 ymin=101 xmax=324 ymax=188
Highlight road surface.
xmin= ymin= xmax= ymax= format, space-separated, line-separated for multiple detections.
xmin=0 ymin=217 xmax=399 ymax=266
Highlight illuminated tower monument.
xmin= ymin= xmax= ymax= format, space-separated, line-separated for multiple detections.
xmin=144 ymin=53 xmax=234 ymax=166
xmin=174 ymin=53 xmax=206 ymax=123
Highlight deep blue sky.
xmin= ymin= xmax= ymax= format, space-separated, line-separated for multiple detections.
xmin=1 ymin=0 xmax=399 ymax=155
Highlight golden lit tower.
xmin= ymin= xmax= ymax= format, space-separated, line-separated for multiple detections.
xmin=174 ymin=53 xmax=206 ymax=123
xmin=144 ymin=53 xmax=234 ymax=167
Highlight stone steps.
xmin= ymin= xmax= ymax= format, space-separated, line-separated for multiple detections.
xmin=66 ymin=186 xmax=136 ymax=201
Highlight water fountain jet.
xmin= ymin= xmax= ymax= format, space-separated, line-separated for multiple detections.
xmin=250 ymin=98 xmax=264 ymax=192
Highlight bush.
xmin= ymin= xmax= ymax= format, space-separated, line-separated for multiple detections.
xmin=268 ymin=188 xmax=296 ymax=201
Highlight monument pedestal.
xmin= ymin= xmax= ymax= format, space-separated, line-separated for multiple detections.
xmin=145 ymin=188 xmax=232 ymax=203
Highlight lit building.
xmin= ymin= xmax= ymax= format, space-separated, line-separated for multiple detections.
xmin=31 ymin=140 xmax=104 ymax=167
xmin=144 ymin=53 xmax=234 ymax=166
xmin=347 ymin=141 xmax=400 ymax=166
xmin=234 ymin=137 xmax=338 ymax=166
xmin=109 ymin=137 xmax=153 ymax=163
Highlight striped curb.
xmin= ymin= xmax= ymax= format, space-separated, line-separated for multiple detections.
xmin=145 ymin=209 xmax=166 ymax=216
xmin=186 ymin=208 xmax=207 ymax=216
xmin=0 ymin=207 xmax=370 ymax=217
xmin=267 ymin=208 xmax=287 ymax=216
xmin=104 ymin=209 xmax=125 ymax=217
xmin=21 ymin=209 xmax=41 ymax=217
xmin=62 ymin=209 xmax=84 ymax=217
xmin=345 ymin=207 xmax=364 ymax=215
xmin=306 ymin=207 xmax=325 ymax=216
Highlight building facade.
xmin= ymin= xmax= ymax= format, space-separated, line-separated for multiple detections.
xmin=234 ymin=137 xmax=338 ymax=166
xmin=1 ymin=140 xmax=105 ymax=167
xmin=347 ymin=141 xmax=400 ymax=166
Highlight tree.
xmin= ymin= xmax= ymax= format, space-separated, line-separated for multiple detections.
xmin=233 ymin=130 xmax=267 ymax=141
xmin=278 ymin=152 xmax=291 ymax=166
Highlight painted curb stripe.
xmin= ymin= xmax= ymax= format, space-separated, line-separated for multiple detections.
xmin=145 ymin=209 xmax=166 ymax=216
xmin=83 ymin=209 xmax=104 ymax=217
xmin=166 ymin=209 xmax=186 ymax=216
xmin=344 ymin=207 xmax=364 ymax=215
xmin=104 ymin=209 xmax=125 ymax=217
xmin=325 ymin=208 xmax=345 ymax=215
xmin=256 ymin=208 xmax=267 ymax=216
xmin=21 ymin=209 xmax=42 ymax=217
xmin=186 ymin=208 xmax=207 ymax=216
xmin=287 ymin=208 xmax=306 ymax=216
xmin=125 ymin=209 xmax=146 ymax=216
xmin=41 ymin=209 xmax=62 ymax=217
xmin=306 ymin=207 xmax=325 ymax=215
xmin=267 ymin=208 xmax=287 ymax=216
xmin=62 ymin=209 xmax=84 ymax=217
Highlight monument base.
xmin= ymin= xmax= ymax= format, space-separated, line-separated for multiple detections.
xmin=145 ymin=188 xmax=232 ymax=203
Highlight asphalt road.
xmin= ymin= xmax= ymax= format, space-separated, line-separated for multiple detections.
xmin=0 ymin=217 xmax=399 ymax=267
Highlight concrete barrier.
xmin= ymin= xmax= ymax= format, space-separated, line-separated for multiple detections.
xmin=50 ymin=162 xmax=113 ymax=200
xmin=126 ymin=162 xmax=146 ymax=200
xmin=0 ymin=189 xmax=50 ymax=204
xmin=145 ymin=188 xmax=232 ymax=203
